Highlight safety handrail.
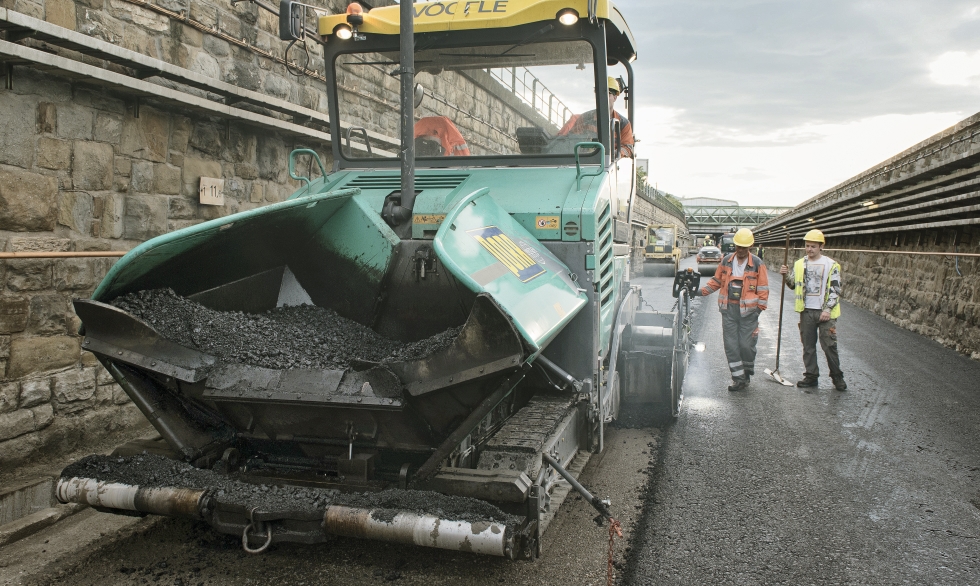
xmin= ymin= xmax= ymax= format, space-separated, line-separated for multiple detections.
xmin=575 ymin=142 xmax=605 ymax=190
xmin=288 ymin=148 xmax=327 ymax=190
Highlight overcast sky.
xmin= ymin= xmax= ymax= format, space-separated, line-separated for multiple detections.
xmin=614 ymin=0 xmax=980 ymax=207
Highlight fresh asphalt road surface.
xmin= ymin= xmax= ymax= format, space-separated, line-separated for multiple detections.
xmin=626 ymin=259 xmax=980 ymax=584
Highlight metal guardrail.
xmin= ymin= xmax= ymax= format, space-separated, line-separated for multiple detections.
xmin=636 ymin=185 xmax=687 ymax=223
xmin=486 ymin=67 xmax=573 ymax=129
xmin=754 ymin=111 xmax=980 ymax=245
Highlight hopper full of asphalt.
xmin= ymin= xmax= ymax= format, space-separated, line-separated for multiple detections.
xmin=110 ymin=288 xmax=462 ymax=371
xmin=62 ymin=454 xmax=518 ymax=525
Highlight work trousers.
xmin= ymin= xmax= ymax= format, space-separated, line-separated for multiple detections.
xmin=799 ymin=309 xmax=842 ymax=378
xmin=721 ymin=304 xmax=760 ymax=381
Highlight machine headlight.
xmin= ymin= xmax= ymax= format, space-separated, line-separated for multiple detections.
xmin=557 ymin=8 xmax=578 ymax=25
xmin=334 ymin=23 xmax=353 ymax=40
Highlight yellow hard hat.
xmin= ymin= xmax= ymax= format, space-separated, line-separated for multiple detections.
xmin=803 ymin=229 xmax=825 ymax=243
xmin=607 ymin=76 xmax=620 ymax=94
xmin=733 ymin=228 xmax=754 ymax=247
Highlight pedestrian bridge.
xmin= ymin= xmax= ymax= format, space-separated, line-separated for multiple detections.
xmin=679 ymin=197 xmax=792 ymax=234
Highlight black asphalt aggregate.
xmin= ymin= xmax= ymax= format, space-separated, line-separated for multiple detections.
xmin=625 ymin=261 xmax=980 ymax=585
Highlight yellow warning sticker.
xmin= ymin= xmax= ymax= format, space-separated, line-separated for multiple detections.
xmin=413 ymin=214 xmax=446 ymax=225
xmin=535 ymin=216 xmax=560 ymax=230
xmin=468 ymin=226 xmax=545 ymax=283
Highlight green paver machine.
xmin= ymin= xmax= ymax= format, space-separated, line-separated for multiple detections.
xmin=58 ymin=0 xmax=698 ymax=559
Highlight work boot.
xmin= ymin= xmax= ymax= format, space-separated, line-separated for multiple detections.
xmin=831 ymin=375 xmax=847 ymax=391
xmin=728 ymin=378 xmax=749 ymax=392
xmin=797 ymin=374 xmax=818 ymax=388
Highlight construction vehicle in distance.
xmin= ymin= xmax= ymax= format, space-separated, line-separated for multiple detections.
xmin=643 ymin=223 xmax=684 ymax=275
xmin=719 ymin=232 xmax=737 ymax=254
xmin=57 ymin=0 xmax=698 ymax=560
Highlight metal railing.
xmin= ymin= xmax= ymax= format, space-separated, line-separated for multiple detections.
xmin=486 ymin=66 xmax=573 ymax=129
xmin=637 ymin=185 xmax=687 ymax=223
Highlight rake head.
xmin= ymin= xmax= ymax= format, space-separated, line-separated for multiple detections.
xmin=764 ymin=368 xmax=794 ymax=386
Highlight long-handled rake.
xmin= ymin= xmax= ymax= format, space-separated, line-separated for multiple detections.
xmin=764 ymin=235 xmax=794 ymax=386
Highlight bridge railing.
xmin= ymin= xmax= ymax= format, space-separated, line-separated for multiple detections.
xmin=637 ymin=185 xmax=687 ymax=223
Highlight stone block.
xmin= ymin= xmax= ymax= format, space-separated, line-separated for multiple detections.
xmin=67 ymin=311 xmax=82 ymax=337
xmin=190 ymin=0 xmax=217 ymax=27
xmin=0 ymin=409 xmax=35 ymax=441
xmin=114 ymin=157 xmax=132 ymax=177
xmin=202 ymin=33 xmax=230 ymax=58
xmin=0 ymin=94 xmax=36 ymax=168
xmin=169 ymin=152 xmax=184 ymax=169
xmin=110 ymin=384 xmax=130 ymax=405
xmin=74 ymin=89 xmax=126 ymax=115
xmin=120 ymin=26 xmax=158 ymax=60
xmin=27 ymin=294 xmax=68 ymax=336
xmin=45 ymin=0 xmax=76 ymax=29
xmin=72 ymin=141 xmax=114 ymax=190
xmin=123 ymin=194 xmax=169 ymax=240
xmin=118 ymin=106 xmax=169 ymax=162
xmin=100 ymin=193 xmax=125 ymax=239
xmin=56 ymin=103 xmax=94 ymax=140
xmin=13 ymin=0 xmax=43 ymax=18
xmin=168 ymin=195 xmax=197 ymax=220
xmin=0 ymin=169 xmax=57 ymax=231
xmin=94 ymin=112 xmax=124 ymax=143
xmin=182 ymin=156 xmax=223 ymax=187
xmin=0 ymin=297 xmax=29 ymax=334
xmin=224 ymin=58 xmax=261 ymax=91
xmin=0 ymin=382 xmax=17 ymax=413
xmin=33 ymin=403 xmax=54 ymax=430
xmin=171 ymin=116 xmax=193 ymax=153
xmin=190 ymin=123 xmax=223 ymax=157
xmin=0 ymin=336 xmax=8 ymax=359
xmin=80 ymin=350 xmax=100 ymax=367
xmin=96 ymin=367 xmax=115 ymax=386
xmin=236 ymin=163 xmax=259 ymax=180
xmin=131 ymin=4 xmax=170 ymax=31
xmin=58 ymin=190 xmax=95 ymax=233
xmin=11 ymin=69 xmax=72 ymax=102
xmin=19 ymin=377 xmax=51 ymax=409
xmin=9 ymin=237 xmax=71 ymax=252
xmin=250 ymin=182 xmax=264 ymax=203
xmin=37 ymin=102 xmax=57 ymax=134
xmin=225 ymin=130 xmax=256 ymax=164
xmin=36 ymin=137 xmax=71 ymax=170
xmin=6 ymin=260 xmax=53 ymax=291
xmin=263 ymin=74 xmax=292 ymax=100
xmin=153 ymin=164 xmax=182 ymax=195
xmin=54 ymin=259 xmax=97 ymax=292
xmin=178 ymin=24 xmax=203 ymax=47
xmin=191 ymin=50 xmax=220 ymax=80
xmin=256 ymin=135 xmax=287 ymax=181
xmin=7 ymin=336 xmax=81 ymax=378
xmin=52 ymin=367 xmax=97 ymax=403
xmin=131 ymin=160 xmax=154 ymax=193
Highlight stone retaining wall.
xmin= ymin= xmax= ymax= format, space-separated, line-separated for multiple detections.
xmin=761 ymin=226 xmax=980 ymax=360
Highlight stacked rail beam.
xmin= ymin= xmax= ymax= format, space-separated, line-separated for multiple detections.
xmin=755 ymin=112 xmax=980 ymax=244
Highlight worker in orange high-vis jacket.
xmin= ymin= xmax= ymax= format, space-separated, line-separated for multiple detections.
xmin=696 ymin=228 xmax=770 ymax=392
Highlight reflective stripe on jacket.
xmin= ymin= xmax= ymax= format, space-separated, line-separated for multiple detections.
xmin=792 ymin=257 xmax=842 ymax=319
xmin=699 ymin=253 xmax=770 ymax=316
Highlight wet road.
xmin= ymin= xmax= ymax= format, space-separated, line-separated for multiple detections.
xmin=626 ymin=261 xmax=980 ymax=584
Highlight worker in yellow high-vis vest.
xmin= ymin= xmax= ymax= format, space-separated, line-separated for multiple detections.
xmin=778 ymin=229 xmax=846 ymax=391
